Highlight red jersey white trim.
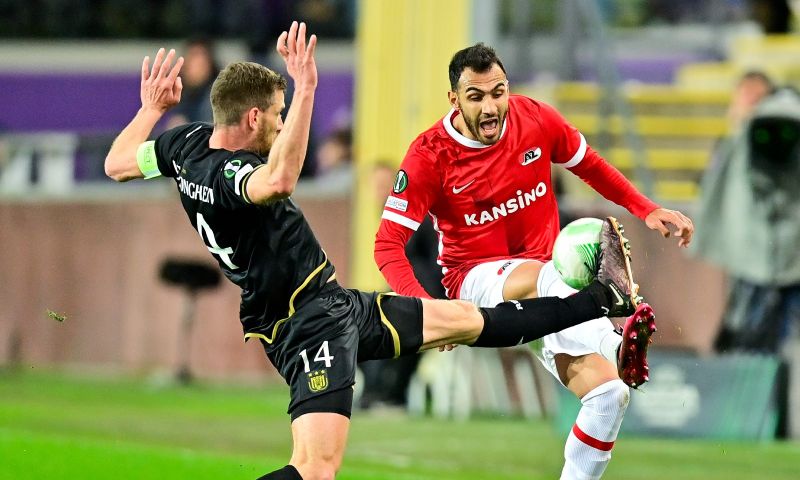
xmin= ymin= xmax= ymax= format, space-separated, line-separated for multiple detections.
xmin=562 ymin=133 xmax=587 ymax=168
xmin=375 ymin=95 xmax=660 ymax=299
xmin=381 ymin=210 xmax=420 ymax=231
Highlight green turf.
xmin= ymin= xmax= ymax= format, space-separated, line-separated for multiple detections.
xmin=0 ymin=368 xmax=798 ymax=479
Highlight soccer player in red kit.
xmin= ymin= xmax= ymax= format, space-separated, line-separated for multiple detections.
xmin=374 ymin=44 xmax=694 ymax=479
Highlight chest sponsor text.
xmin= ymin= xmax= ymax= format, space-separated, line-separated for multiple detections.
xmin=464 ymin=182 xmax=547 ymax=226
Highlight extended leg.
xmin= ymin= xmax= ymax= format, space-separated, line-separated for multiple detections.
xmin=416 ymin=278 xmax=629 ymax=351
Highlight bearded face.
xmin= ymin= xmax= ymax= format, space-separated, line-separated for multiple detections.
xmin=452 ymin=64 xmax=509 ymax=146
xmin=250 ymin=90 xmax=285 ymax=156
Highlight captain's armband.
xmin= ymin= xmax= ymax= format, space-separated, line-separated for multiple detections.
xmin=136 ymin=141 xmax=162 ymax=179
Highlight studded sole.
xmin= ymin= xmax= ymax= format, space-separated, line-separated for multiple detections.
xmin=619 ymin=303 xmax=656 ymax=389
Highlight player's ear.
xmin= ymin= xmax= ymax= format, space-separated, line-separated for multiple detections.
xmin=448 ymin=90 xmax=459 ymax=110
xmin=246 ymin=107 xmax=260 ymax=130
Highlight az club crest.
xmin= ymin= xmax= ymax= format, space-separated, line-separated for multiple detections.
xmin=521 ymin=147 xmax=542 ymax=166
xmin=307 ymin=369 xmax=329 ymax=393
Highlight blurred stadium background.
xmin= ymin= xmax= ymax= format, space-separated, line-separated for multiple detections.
xmin=1 ymin=0 xmax=800 ymax=478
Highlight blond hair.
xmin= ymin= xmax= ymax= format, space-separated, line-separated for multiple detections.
xmin=210 ymin=62 xmax=287 ymax=125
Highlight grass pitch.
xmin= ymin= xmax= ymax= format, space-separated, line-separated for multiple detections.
xmin=0 ymin=369 xmax=798 ymax=479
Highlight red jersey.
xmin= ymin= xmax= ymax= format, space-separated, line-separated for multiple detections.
xmin=375 ymin=95 xmax=659 ymax=299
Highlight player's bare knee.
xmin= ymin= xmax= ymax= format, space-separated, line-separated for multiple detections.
xmin=294 ymin=457 xmax=340 ymax=480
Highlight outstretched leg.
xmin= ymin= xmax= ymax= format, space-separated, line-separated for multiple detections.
xmin=417 ymin=277 xmax=633 ymax=351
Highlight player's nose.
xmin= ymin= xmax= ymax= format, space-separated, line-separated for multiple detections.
xmin=481 ymin=99 xmax=498 ymax=116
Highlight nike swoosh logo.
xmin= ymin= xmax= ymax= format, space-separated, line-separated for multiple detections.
xmin=452 ymin=180 xmax=475 ymax=194
xmin=610 ymin=284 xmax=625 ymax=306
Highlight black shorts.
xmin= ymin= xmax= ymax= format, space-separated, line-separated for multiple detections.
xmin=252 ymin=282 xmax=424 ymax=416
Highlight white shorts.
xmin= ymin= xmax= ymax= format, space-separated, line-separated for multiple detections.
xmin=459 ymin=259 xmax=616 ymax=382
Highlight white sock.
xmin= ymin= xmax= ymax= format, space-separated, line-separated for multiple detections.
xmin=560 ymin=379 xmax=630 ymax=480
xmin=536 ymin=261 xmax=622 ymax=365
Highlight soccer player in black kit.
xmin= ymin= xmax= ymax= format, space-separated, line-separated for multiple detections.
xmin=105 ymin=22 xmax=645 ymax=480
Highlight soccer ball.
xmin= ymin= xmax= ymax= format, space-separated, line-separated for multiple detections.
xmin=552 ymin=217 xmax=603 ymax=289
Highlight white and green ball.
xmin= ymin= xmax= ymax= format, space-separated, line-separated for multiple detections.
xmin=552 ymin=217 xmax=603 ymax=289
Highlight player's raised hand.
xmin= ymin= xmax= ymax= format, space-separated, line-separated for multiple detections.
xmin=645 ymin=207 xmax=695 ymax=248
xmin=141 ymin=47 xmax=184 ymax=113
xmin=277 ymin=21 xmax=318 ymax=91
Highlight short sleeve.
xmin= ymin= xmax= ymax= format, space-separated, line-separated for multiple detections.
xmin=538 ymin=102 xmax=587 ymax=169
xmin=381 ymin=146 xmax=441 ymax=231
xmin=214 ymin=151 xmax=265 ymax=209
xmin=153 ymin=122 xmax=209 ymax=178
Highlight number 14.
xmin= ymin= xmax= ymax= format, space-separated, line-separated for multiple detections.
xmin=299 ymin=341 xmax=334 ymax=373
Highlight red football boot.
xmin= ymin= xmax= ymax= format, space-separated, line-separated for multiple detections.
xmin=617 ymin=303 xmax=657 ymax=389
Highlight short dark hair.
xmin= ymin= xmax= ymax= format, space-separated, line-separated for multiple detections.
xmin=210 ymin=62 xmax=287 ymax=125
xmin=448 ymin=43 xmax=506 ymax=91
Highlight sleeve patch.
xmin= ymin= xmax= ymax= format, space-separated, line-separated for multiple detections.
xmin=224 ymin=159 xmax=255 ymax=196
xmin=136 ymin=141 xmax=161 ymax=179
xmin=385 ymin=196 xmax=409 ymax=212
xmin=392 ymin=170 xmax=409 ymax=193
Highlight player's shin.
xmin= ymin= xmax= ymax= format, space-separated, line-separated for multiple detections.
xmin=472 ymin=280 xmax=613 ymax=347
xmin=561 ymin=379 xmax=630 ymax=480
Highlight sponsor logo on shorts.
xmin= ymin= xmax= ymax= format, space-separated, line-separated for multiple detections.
xmin=308 ymin=369 xmax=329 ymax=393
xmin=497 ymin=261 xmax=513 ymax=275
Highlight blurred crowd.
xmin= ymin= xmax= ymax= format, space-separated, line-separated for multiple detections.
xmin=0 ymin=0 xmax=356 ymax=42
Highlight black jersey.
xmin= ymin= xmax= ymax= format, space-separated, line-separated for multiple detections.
xmin=153 ymin=122 xmax=336 ymax=341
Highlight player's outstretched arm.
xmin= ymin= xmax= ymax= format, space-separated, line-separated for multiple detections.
xmin=105 ymin=48 xmax=184 ymax=182
xmin=245 ymin=21 xmax=318 ymax=204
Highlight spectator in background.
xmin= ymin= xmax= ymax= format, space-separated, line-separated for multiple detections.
xmin=300 ymin=127 xmax=353 ymax=193
xmin=316 ymin=127 xmax=353 ymax=183
xmin=725 ymin=71 xmax=775 ymax=135
xmin=694 ymin=71 xmax=800 ymax=354
xmin=358 ymin=161 xmax=444 ymax=409
xmin=167 ymin=38 xmax=220 ymax=128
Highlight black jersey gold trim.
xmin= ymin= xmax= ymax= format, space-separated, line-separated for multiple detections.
xmin=240 ymin=164 xmax=264 ymax=204
xmin=244 ymin=252 xmax=330 ymax=345
xmin=376 ymin=293 xmax=401 ymax=358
